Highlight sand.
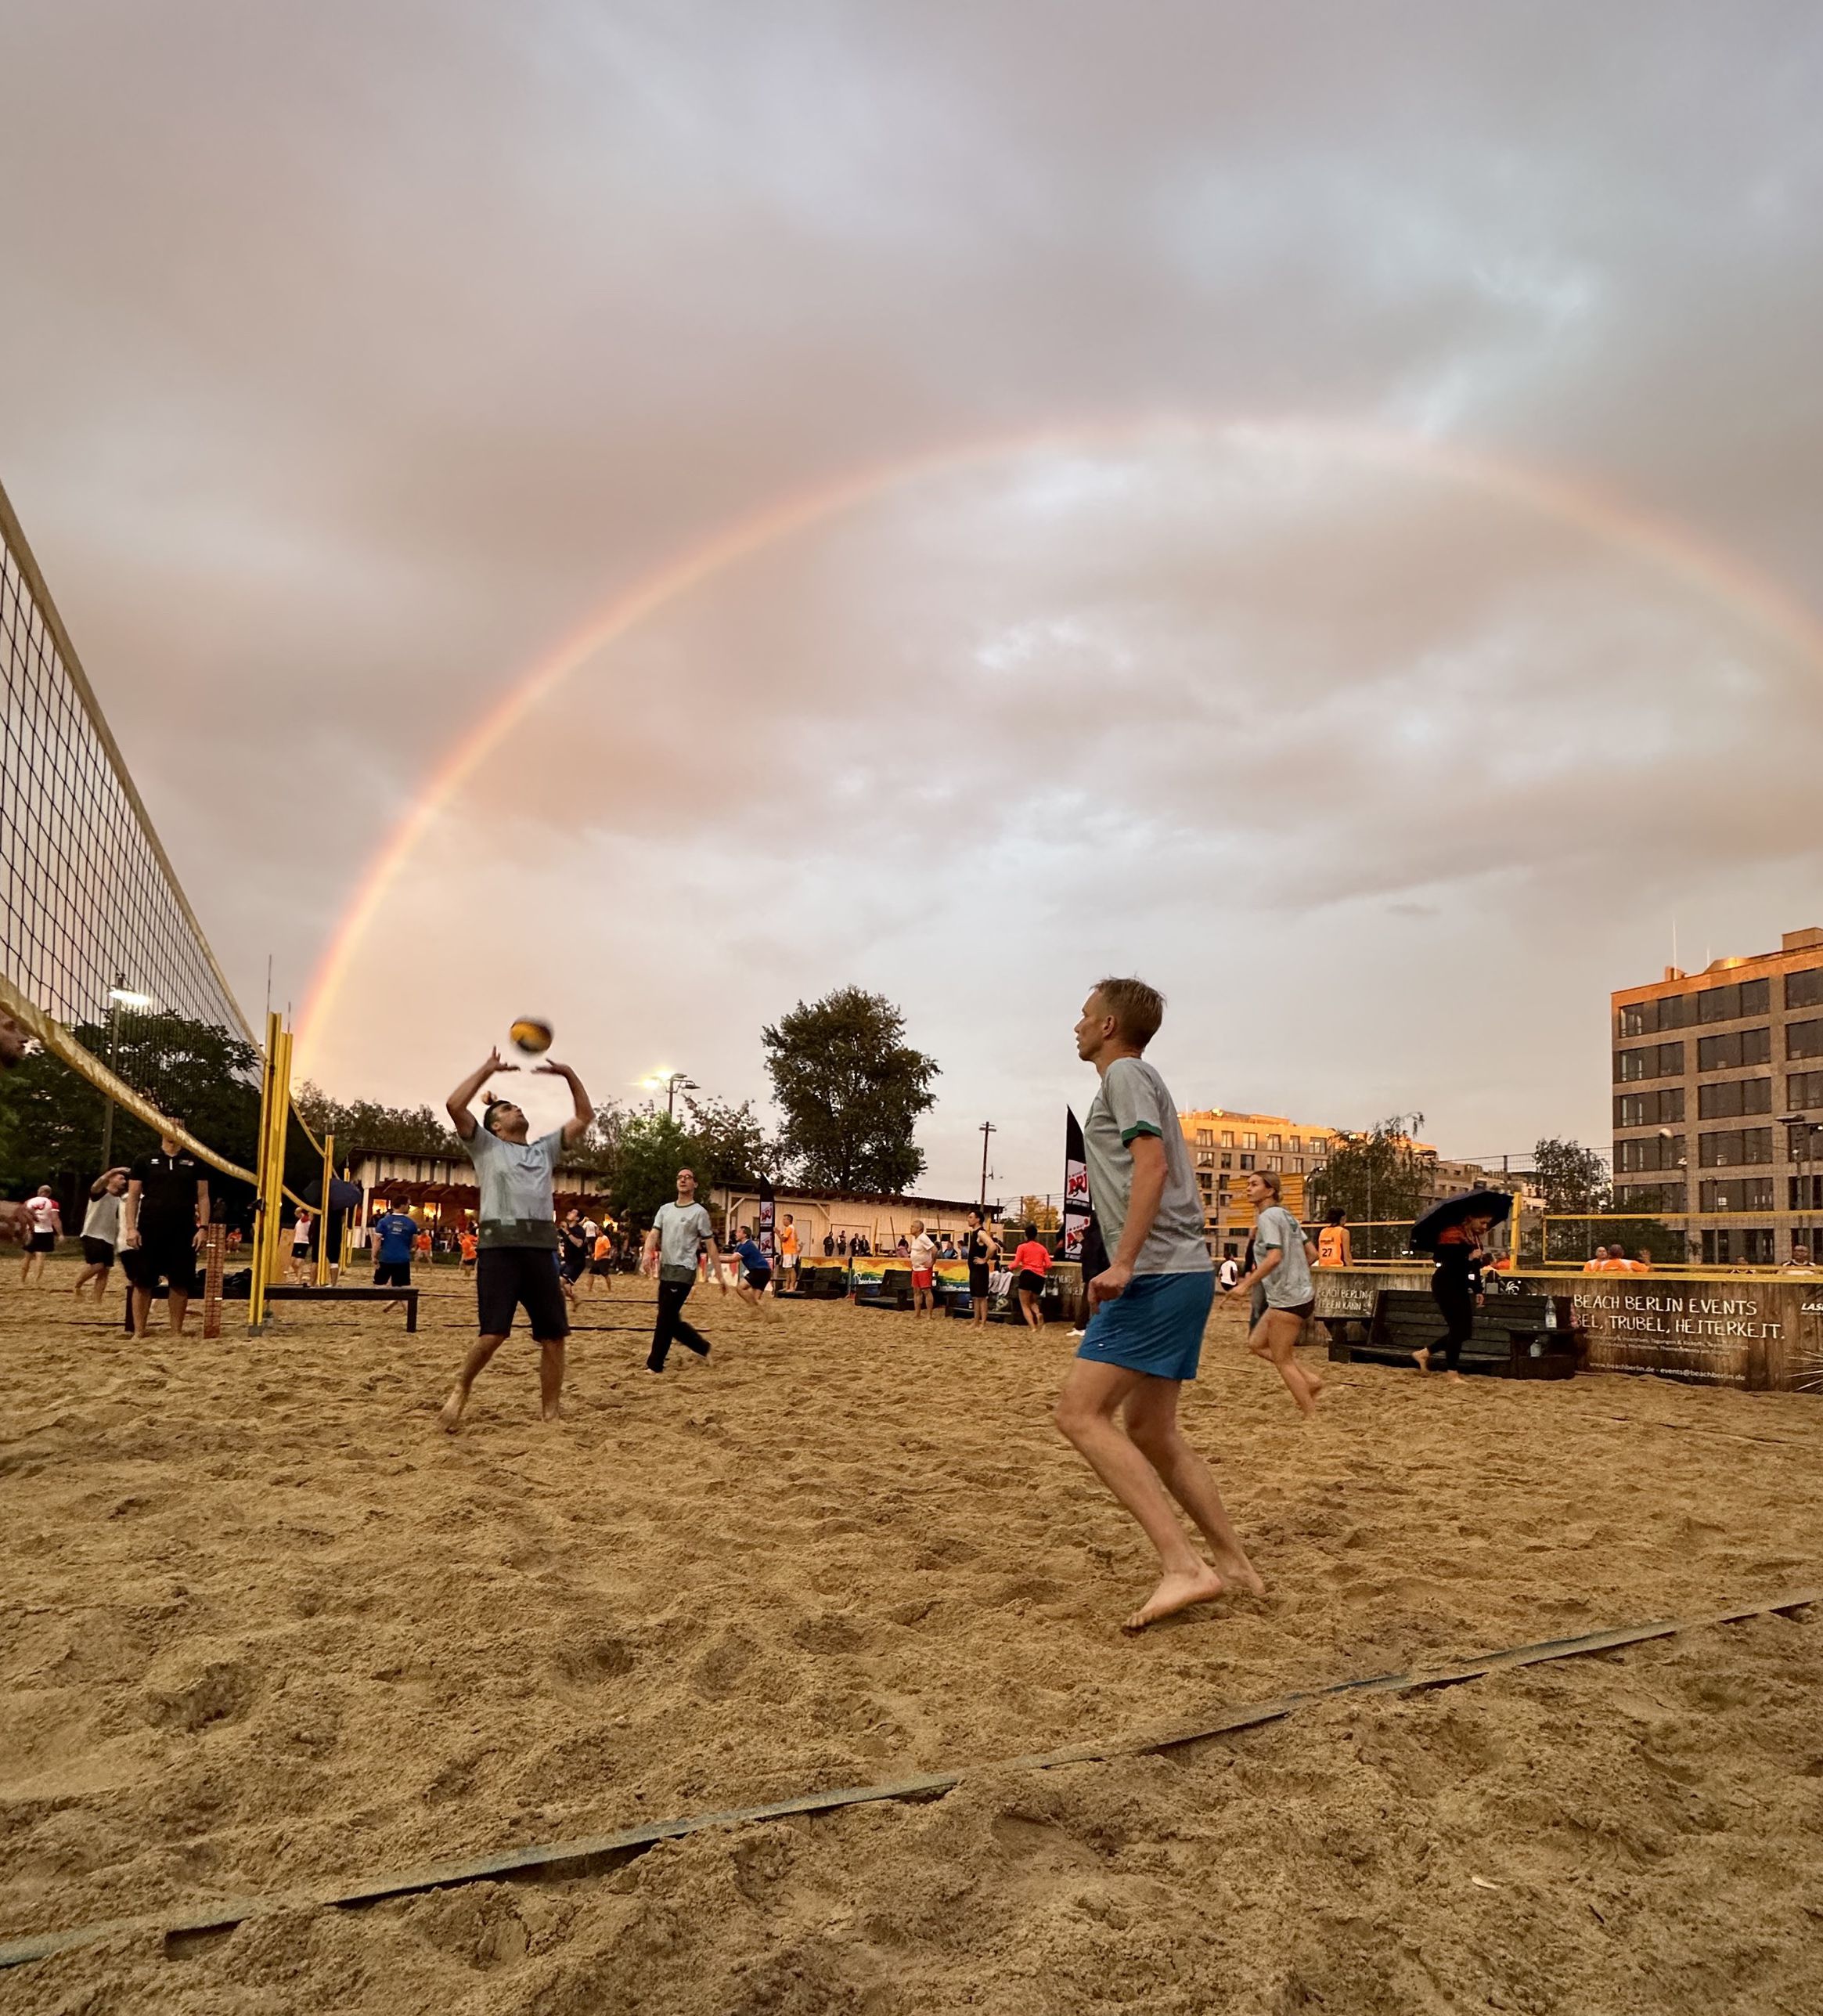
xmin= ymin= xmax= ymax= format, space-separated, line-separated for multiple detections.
xmin=3 ymin=1257 xmax=1822 ymax=2014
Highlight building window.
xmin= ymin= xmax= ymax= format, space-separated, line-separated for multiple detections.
xmin=1701 ymin=1178 xmax=1774 ymax=1211
xmin=1695 ymin=978 xmax=1771 ymax=1023
xmin=1267 ymin=1134 xmax=1281 ymax=1150
xmin=1785 ymin=967 xmax=1823 ymax=1011
xmin=1696 ymin=1077 xmax=1772 ymax=1120
xmin=1788 ymin=1071 xmax=1823 ymax=1111
xmin=1698 ymin=1127 xmax=1774 ymax=1167
xmin=1615 ymin=1088 xmax=1684 ymax=1128
xmin=1220 ymin=1152 xmax=1232 ymax=1169
xmin=1697 ymin=1029 xmax=1771 ymax=1072
xmin=1744 ymin=1228 xmax=1777 ymax=1265
xmin=1702 ymin=1228 xmax=1731 ymax=1265
xmin=1788 ymin=1019 xmax=1823 ymax=1061
xmin=1616 ymin=1043 xmax=1684 ymax=1082
xmin=1242 ymin=1132 xmax=1257 ymax=1149
xmin=1616 ymin=1182 xmax=1681 ymax=1211
xmin=1220 ymin=1131 xmax=1233 ymax=1148
xmin=1239 ymin=1153 xmax=1255 ymax=1170
xmin=1617 ymin=1134 xmax=1684 ymax=1172
xmin=1789 ymin=1175 xmax=1823 ymax=1212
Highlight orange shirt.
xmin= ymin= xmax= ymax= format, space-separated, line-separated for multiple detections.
xmin=458 ymin=1232 xmax=477 ymax=1260
xmin=1317 ymin=1226 xmax=1349 ymax=1267
xmin=780 ymin=1225 xmax=798 ymax=1257
xmin=1014 ymin=1240 xmax=1050 ymax=1275
xmin=593 ymin=1234 xmax=611 ymax=1260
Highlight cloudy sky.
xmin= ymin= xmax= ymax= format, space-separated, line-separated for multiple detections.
xmin=5 ymin=2 xmax=1822 ymax=1199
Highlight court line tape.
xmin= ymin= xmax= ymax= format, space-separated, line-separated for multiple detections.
xmin=2 ymin=1585 xmax=1813 ymax=1972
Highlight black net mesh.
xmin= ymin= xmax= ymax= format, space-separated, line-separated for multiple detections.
xmin=1 ymin=483 xmax=250 ymax=1044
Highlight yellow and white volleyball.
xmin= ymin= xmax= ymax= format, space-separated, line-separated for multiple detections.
xmin=509 ymin=1017 xmax=554 ymax=1056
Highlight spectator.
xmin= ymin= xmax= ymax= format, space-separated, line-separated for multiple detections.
xmin=288 ymin=1207 xmax=313 ymax=1283
xmin=20 ymin=1184 xmax=63 ymax=1285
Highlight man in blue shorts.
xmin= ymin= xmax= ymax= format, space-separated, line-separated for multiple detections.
xmin=370 ymin=1201 xmax=420 ymax=1311
xmin=1054 ymin=977 xmax=1262 ymax=1632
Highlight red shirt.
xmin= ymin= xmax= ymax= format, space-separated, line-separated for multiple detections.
xmin=1014 ymin=1241 xmax=1050 ymax=1275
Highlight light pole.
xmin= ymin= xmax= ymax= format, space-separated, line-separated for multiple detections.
xmin=99 ymin=980 xmax=153 ymax=1170
xmin=978 ymin=1120 xmax=996 ymax=1209
xmin=639 ymin=1070 xmax=698 ymax=1121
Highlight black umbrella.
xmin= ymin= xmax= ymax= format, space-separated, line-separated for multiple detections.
xmin=1409 ymin=1187 xmax=1512 ymax=1255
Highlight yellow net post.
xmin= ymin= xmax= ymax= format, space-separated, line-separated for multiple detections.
xmin=314 ymin=1131 xmax=335 ymax=1286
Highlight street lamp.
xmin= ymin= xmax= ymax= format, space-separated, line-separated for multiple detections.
xmin=99 ymin=980 xmax=153 ymax=1169
xmin=638 ymin=1069 xmax=699 ymax=1120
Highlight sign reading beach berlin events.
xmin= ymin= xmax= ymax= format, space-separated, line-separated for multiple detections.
xmin=1061 ymin=1109 xmax=1092 ymax=1262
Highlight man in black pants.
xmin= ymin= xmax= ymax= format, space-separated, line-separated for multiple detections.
xmin=643 ymin=1167 xmax=724 ymax=1372
xmin=121 ymin=1128 xmax=207 ymax=1338
xmin=440 ymin=1046 xmax=593 ymax=1432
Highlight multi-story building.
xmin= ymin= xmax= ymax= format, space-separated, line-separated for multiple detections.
xmin=1178 ymin=1108 xmax=1343 ymax=1256
xmin=1612 ymin=925 xmax=1823 ymax=1264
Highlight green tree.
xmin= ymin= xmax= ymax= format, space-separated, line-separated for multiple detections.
xmin=682 ymin=1094 xmax=776 ymax=1188
xmin=0 ymin=1012 xmax=261 ymax=1203
xmin=1306 ymin=1115 xmax=1429 ymax=1258
xmin=294 ymin=1082 xmax=460 ymax=1159
xmin=762 ymin=987 xmax=938 ymax=1195
xmin=613 ymin=1109 xmax=701 ymax=1224
xmin=1531 ymin=1137 xmax=1612 ymax=1213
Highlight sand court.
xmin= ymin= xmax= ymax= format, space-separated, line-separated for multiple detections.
xmin=4 ymin=1268 xmax=1823 ymax=2012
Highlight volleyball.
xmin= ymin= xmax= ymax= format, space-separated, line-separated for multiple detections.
xmin=509 ymin=1016 xmax=553 ymax=1056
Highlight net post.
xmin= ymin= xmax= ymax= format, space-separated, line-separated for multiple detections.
xmin=202 ymin=1223 xmax=225 ymax=1338
xmin=315 ymin=1131 xmax=335 ymax=1286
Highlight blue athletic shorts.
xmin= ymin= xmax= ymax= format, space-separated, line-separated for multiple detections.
xmin=1075 ymin=1269 xmax=1216 ymax=1383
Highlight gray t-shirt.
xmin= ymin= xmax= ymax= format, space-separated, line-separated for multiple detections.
xmin=1083 ymin=1057 xmax=1211 ymax=1277
xmin=653 ymin=1200 xmax=715 ymax=1283
xmin=82 ymin=1191 xmax=122 ymax=1245
xmin=1255 ymin=1203 xmax=1313 ymax=1308
xmin=463 ymin=1124 xmax=564 ymax=1248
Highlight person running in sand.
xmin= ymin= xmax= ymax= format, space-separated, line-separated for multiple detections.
xmin=439 ymin=1048 xmax=593 ymax=1433
xmin=1224 ymin=1172 xmax=1322 ymax=1418
xmin=964 ymin=1208 xmax=1000 ymax=1327
xmin=1413 ymin=1209 xmax=1495 ymax=1383
xmin=1054 ymin=977 xmax=1262 ymax=1633
xmin=642 ymin=1167 xmax=725 ymax=1371
xmin=730 ymin=1225 xmax=779 ymax=1318
xmin=1013 ymin=1222 xmax=1051 ymax=1329
xmin=907 ymin=1218 xmax=937 ymax=1318
xmin=73 ymin=1169 xmax=130 ymax=1300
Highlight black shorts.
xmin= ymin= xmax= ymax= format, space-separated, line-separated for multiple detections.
xmin=560 ymin=1250 xmax=589 ymax=1282
xmin=590 ymin=1257 xmax=612 ymax=1276
xmin=744 ymin=1266 xmax=772 ymax=1292
xmin=476 ymin=1246 xmax=571 ymax=1339
xmin=81 ymin=1237 xmax=115 ymax=1266
xmin=124 ymin=1235 xmax=198 ymax=1293
xmin=28 ymin=1230 xmax=56 ymax=1253
xmin=374 ymin=1260 xmax=412 ymax=1288
xmin=1017 ymin=1268 xmax=1047 ymax=1297
xmin=1268 ymin=1298 xmax=1316 ymax=1322
xmin=968 ymin=1264 xmax=991 ymax=1298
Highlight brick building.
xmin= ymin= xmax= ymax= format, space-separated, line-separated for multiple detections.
xmin=1611 ymin=925 xmax=1823 ymax=1264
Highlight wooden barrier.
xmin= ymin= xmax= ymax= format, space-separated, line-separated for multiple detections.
xmin=1313 ymin=1265 xmax=1823 ymax=1393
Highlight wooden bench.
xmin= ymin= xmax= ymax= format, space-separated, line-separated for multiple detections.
xmin=264 ymin=1284 xmax=421 ymax=1332
xmin=1328 ymin=1287 xmax=1580 ymax=1379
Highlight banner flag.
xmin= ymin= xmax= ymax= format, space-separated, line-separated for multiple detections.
xmin=1061 ymin=1109 xmax=1092 ymax=1260
xmin=757 ymin=1178 xmax=776 ymax=1263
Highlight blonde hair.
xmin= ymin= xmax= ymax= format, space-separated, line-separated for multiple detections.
xmin=1252 ymin=1168 xmax=1282 ymax=1199
xmin=1090 ymin=976 xmax=1165 ymax=1049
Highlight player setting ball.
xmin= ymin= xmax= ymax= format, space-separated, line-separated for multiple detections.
xmin=510 ymin=1017 xmax=554 ymax=1056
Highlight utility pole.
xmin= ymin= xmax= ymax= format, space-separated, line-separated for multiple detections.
xmin=978 ymin=1120 xmax=996 ymax=1208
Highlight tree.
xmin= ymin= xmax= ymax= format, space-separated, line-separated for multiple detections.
xmin=1306 ymin=1115 xmax=1429 ymax=1258
xmin=294 ymin=1083 xmax=461 ymax=1159
xmin=1015 ymin=1194 xmax=1060 ymax=1232
xmin=1531 ymin=1138 xmax=1612 ymax=1213
xmin=0 ymin=1012 xmax=261 ymax=1205
xmin=682 ymin=1095 xmax=777 ymax=1189
xmin=613 ymin=1109 xmax=701 ymax=1224
xmin=762 ymin=987 xmax=939 ymax=1196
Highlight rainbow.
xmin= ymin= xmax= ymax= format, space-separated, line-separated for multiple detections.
xmin=294 ymin=417 xmax=1823 ymax=1072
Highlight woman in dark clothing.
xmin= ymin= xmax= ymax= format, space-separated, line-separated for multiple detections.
xmin=964 ymin=1207 xmax=1000 ymax=1329
xmin=1414 ymin=1210 xmax=1494 ymax=1382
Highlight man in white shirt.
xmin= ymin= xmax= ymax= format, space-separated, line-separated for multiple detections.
xmin=20 ymin=1185 xmax=62 ymax=1284
xmin=907 ymin=1218 xmax=937 ymax=1318
xmin=643 ymin=1167 xmax=726 ymax=1372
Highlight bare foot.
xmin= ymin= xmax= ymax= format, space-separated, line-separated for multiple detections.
xmin=439 ymin=1387 xmax=467 ymax=1434
xmin=1212 ymin=1549 xmax=1266 ymax=1598
xmin=1305 ymin=1370 xmax=1324 ymax=1400
xmin=541 ymin=1398 xmax=564 ymax=1422
xmin=1444 ymin=1370 xmax=1464 ymax=1386
xmin=1410 ymin=1347 xmax=1431 ymax=1373
xmin=1121 ymin=1563 xmax=1227 ymax=1633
